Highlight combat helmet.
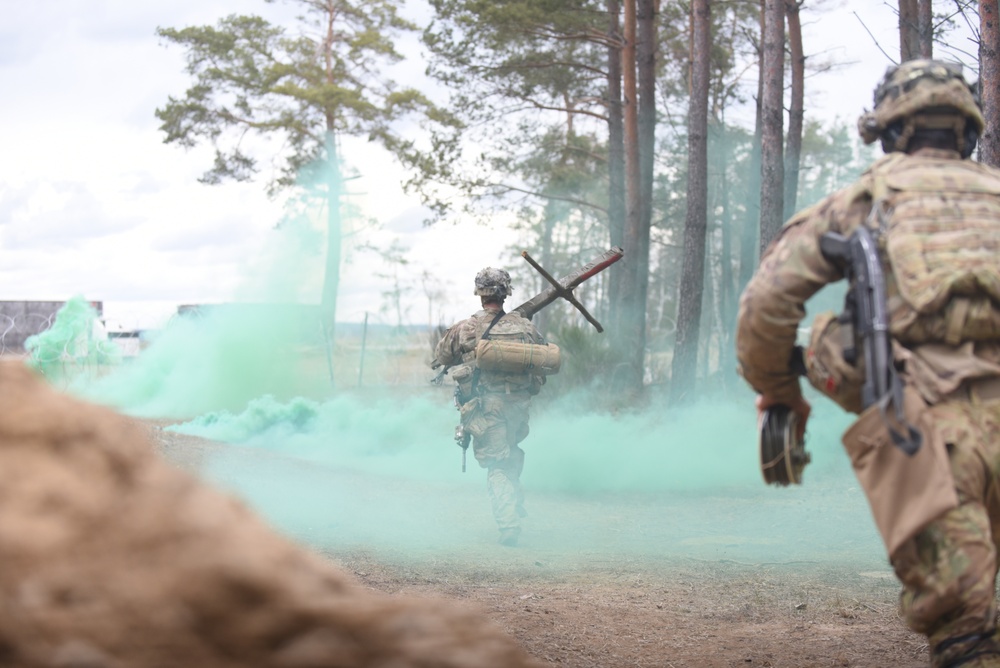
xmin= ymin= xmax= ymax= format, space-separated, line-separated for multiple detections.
xmin=474 ymin=267 xmax=512 ymax=299
xmin=858 ymin=59 xmax=984 ymax=158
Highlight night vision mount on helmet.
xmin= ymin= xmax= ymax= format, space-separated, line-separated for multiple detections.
xmin=857 ymin=59 xmax=984 ymax=158
xmin=759 ymin=405 xmax=811 ymax=486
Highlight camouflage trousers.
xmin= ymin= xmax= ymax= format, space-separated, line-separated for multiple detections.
xmin=462 ymin=392 xmax=531 ymax=532
xmin=890 ymin=397 xmax=1000 ymax=667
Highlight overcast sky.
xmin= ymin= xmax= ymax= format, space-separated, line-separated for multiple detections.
xmin=0 ymin=1 xmax=978 ymax=330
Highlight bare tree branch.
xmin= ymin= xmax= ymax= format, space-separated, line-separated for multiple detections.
xmin=491 ymin=183 xmax=608 ymax=216
xmin=853 ymin=10 xmax=898 ymax=65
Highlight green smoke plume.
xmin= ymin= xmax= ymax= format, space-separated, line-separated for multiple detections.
xmin=80 ymin=304 xmax=329 ymax=418
xmin=168 ymin=385 xmax=883 ymax=569
xmin=25 ymin=296 xmax=120 ymax=382
xmin=31 ymin=150 xmax=888 ymax=574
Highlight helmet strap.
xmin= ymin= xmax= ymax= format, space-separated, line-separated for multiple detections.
xmin=890 ymin=112 xmax=973 ymax=156
xmin=893 ymin=117 xmax=917 ymax=152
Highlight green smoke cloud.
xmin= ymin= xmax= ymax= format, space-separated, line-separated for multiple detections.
xmin=25 ymin=295 xmax=121 ymax=383
xmin=80 ymin=304 xmax=328 ymax=418
xmin=166 ymin=386 xmax=882 ymax=568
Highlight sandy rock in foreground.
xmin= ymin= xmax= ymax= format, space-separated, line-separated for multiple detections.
xmin=0 ymin=361 xmax=540 ymax=668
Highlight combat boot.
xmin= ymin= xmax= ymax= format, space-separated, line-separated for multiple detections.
xmin=948 ymin=658 xmax=1000 ymax=667
xmin=498 ymin=528 xmax=520 ymax=547
xmin=933 ymin=630 xmax=1000 ymax=668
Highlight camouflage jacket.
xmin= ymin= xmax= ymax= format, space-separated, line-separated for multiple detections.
xmin=736 ymin=147 xmax=1000 ymax=405
xmin=434 ymin=305 xmax=546 ymax=395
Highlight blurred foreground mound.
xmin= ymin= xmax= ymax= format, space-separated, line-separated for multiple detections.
xmin=0 ymin=361 xmax=540 ymax=668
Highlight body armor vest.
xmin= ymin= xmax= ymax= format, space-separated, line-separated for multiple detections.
xmin=871 ymin=156 xmax=1000 ymax=345
xmin=460 ymin=310 xmax=541 ymax=393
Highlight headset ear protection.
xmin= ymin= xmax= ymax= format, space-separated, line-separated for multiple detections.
xmin=961 ymin=124 xmax=979 ymax=159
xmin=880 ymin=118 xmax=979 ymax=159
xmin=880 ymin=120 xmax=904 ymax=154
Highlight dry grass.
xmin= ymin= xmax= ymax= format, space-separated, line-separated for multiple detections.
xmin=328 ymin=549 xmax=928 ymax=668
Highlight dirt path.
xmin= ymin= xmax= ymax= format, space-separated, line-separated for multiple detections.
xmin=145 ymin=420 xmax=930 ymax=668
xmin=323 ymin=551 xmax=926 ymax=668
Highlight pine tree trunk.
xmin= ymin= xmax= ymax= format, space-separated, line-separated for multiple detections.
xmin=616 ymin=0 xmax=645 ymax=393
xmin=717 ymin=119 xmax=737 ymax=384
xmin=783 ymin=0 xmax=804 ymax=221
xmin=917 ymin=0 xmax=933 ymax=57
xmin=321 ymin=130 xmax=342 ymax=382
xmin=758 ymin=0 xmax=785 ymax=253
xmin=635 ymin=0 xmax=657 ymax=385
xmin=607 ymin=0 xmax=626 ymax=304
xmin=981 ymin=0 xmax=1000 ymax=166
xmin=739 ymin=1 xmax=764 ymax=287
xmin=669 ymin=0 xmax=710 ymax=403
xmin=537 ymin=206 xmax=557 ymax=336
xmin=899 ymin=0 xmax=919 ymax=61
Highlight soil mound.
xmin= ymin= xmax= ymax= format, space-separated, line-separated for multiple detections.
xmin=0 ymin=361 xmax=540 ymax=668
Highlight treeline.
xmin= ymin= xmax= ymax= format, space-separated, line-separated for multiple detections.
xmin=412 ymin=0 xmax=874 ymax=401
xmin=157 ymin=0 xmax=999 ymax=404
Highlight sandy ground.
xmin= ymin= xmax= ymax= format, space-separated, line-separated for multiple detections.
xmin=143 ymin=419 xmax=931 ymax=668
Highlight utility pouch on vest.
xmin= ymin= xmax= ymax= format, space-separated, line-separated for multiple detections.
xmin=458 ymin=396 xmax=487 ymax=437
xmin=474 ymin=340 xmax=561 ymax=375
xmin=805 ymin=311 xmax=864 ymax=414
xmin=841 ymin=385 xmax=958 ymax=557
xmin=451 ymin=364 xmax=474 ymax=401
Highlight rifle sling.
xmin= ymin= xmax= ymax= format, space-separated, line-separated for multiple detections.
xmin=470 ymin=310 xmax=506 ymax=397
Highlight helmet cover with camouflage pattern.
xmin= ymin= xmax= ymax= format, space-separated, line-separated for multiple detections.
xmin=474 ymin=267 xmax=512 ymax=299
xmin=858 ymin=59 xmax=984 ymax=148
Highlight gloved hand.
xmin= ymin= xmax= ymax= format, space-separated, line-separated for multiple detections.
xmin=756 ymin=393 xmax=811 ymax=443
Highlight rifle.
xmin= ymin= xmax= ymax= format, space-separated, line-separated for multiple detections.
xmin=453 ymin=386 xmax=471 ymax=473
xmin=818 ymin=226 xmax=922 ymax=455
xmin=430 ymin=364 xmax=449 ymax=384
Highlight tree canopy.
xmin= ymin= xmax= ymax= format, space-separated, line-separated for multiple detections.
xmin=157 ymin=0 xmax=457 ymax=376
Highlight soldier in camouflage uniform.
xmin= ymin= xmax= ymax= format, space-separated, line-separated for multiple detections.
xmin=434 ymin=268 xmax=547 ymax=547
xmin=736 ymin=60 xmax=1000 ymax=668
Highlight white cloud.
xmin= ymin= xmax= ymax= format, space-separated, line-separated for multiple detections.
xmin=0 ymin=0 xmax=979 ymax=330
xmin=0 ymin=181 xmax=140 ymax=248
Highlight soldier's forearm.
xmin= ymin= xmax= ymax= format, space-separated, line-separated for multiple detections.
xmin=736 ymin=307 xmax=803 ymax=402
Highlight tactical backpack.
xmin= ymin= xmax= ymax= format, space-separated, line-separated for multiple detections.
xmin=871 ymin=155 xmax=1000 ymax=345
xmin=472 ymin=312 xmax=558 ymax=393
